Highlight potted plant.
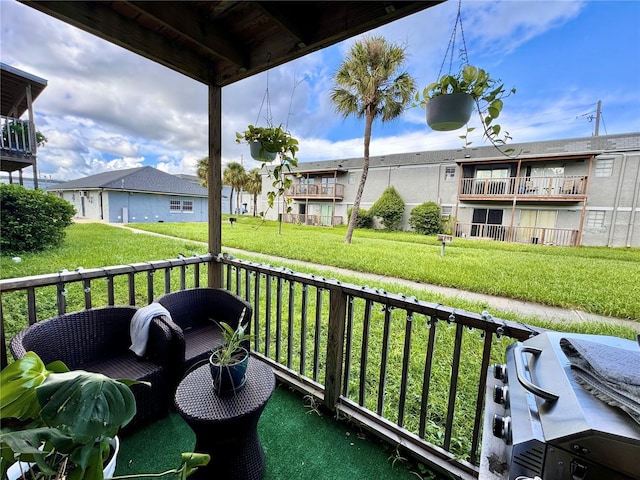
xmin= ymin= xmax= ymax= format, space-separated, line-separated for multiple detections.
xmin=235 ymin=124 xmax=298 ymax=162
xmin=0 ymin=351 xmax=209 ymax=480
xmin=416 ymin=65 xmax=516 ymax=147
xmin=235 ymin=124 xmax=300 ymax=233
xmin=209 ymin=308 xmax=253 ymax=395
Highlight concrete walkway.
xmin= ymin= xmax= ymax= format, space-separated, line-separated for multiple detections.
xmin=102 ymin=221 xmax=639 ymax=332
xmin=221 ymin=247 xmax=639 ymax=331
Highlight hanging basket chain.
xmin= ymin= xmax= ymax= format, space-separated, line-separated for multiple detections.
xmin=255 ymin=53 xmax=274 ymax=127
xmin=437 ymin=0 xmax=469 ymax=80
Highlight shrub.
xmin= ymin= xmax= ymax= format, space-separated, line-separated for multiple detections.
xmin=347 ymin=207 xmax=373 ymax=228
xmin=409 ymin=201 xmax=442 ymax=235
xmin=369 ymin=186 xmax=405 ymax=230
xmin=0 ymin=184 xmax=76 ymax=255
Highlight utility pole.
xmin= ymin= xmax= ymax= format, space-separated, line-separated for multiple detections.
xmin=594 ymin=100 xmax=601 ymax=136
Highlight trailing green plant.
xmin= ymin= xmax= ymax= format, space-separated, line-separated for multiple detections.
xmin=415 ymin=65 xmax=516 ymax=150
xmin=0 ymin=184 xmax=75 ymax=255
xmin=369 ymin=187 xmax=405 ymax=230
xmin=0 ymin=352 xmax=209 ymax=480
xmin=235 ymin=125 xmax=299 ymax=160
xmin=209 ymin=308 xmax=253 ymax=366
xmin=408 ymin=202 xmax=442 ymax=235
xmin=235 ymin=124 xmax=300 ymax=233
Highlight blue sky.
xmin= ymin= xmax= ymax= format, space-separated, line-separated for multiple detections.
xmin=1 ymin=0 xmax=639 ymax=181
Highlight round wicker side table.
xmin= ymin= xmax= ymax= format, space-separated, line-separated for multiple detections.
xmin=174 ymin=357 xmax=275 ymax=480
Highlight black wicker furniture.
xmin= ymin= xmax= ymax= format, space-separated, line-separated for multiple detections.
xmin=9 ymin=306 xmax=174 ymax=431
xmin=174 ymin=358 xmax=275 ymax=480
xmin=154 ymin=288 xmax=253 ymax=378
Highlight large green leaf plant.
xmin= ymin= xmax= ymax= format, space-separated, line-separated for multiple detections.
xmin=0 ymin=352 xmax=209 ymax=480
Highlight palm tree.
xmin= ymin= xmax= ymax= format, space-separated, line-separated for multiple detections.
xmin=223 ymin=162 xmax=247 ymax=215
xmin=196 ymin=157 xmax=208 ymax=186
xmin=244 ymin=168 xmax=263 ymax=216
xmin=331 ymin=36 xmax=416 ymax=244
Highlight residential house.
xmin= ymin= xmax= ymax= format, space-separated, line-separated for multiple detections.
xmin=48 ymin=166 xmax=227 ymax=223
xmin=0 ymin=63 xmax=47 ymax=189
xmin=261 ymin=132 xmax=640 ymax=247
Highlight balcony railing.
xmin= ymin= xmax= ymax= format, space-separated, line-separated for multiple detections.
xmin=0 ymin=254 xmax=539 ymax=480
xmin=283 ymin=213 xmax=343 ymax=226
xmin=1 ymin=116 xmax=35 ymax=156
xmin=459 ymin=175 xmax=587 ymax=199
xmin=286 ymin=183 xmax=345 ymax=200
xmin=456 ymin=223 xmax=579 ymax=246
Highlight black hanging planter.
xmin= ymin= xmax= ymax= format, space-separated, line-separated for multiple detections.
xmin=426 ymin=92 xmax=475 ymax=132
xmin=250 ymin=141 xmax=277 ymax=162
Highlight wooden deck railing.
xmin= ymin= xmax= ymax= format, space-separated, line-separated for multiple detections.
xmin=459 ymin=175 xmax=587 ymax=199
xmin=455 ymin=223 xmax=579 ymax=246
xmin=282 ymin=213 xmax=343 ymax=226
xmin=285 ymin=183 xmax=345 ymax=199
xmin=0 ymin=254 xmax=539 ymax=480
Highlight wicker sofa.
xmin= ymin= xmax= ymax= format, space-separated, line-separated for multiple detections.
xmin=9 ymin=306 xmax=174 ymax=432
xmin=154 ymin=287 xmax=253 ymax=380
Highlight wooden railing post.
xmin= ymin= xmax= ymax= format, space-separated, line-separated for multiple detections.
xmin=324 ymin=286 xmax=347 ymax=411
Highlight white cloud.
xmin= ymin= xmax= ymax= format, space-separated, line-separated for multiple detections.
xmin=2 ymin=0 xmax=638 ymax=183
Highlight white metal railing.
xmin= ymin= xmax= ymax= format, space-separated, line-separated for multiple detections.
xmin=1 ymin=116 xmax=35 ymax=155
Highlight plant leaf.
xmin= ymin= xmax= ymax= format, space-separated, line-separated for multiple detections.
xmin=37 ymin=371 xmax=136 ymax=444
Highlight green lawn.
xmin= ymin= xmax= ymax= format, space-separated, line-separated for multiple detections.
xmin=1 ymin=220 xmax=638 ymax=345
xmin=126 ymin=216 xmax=640 ymax=321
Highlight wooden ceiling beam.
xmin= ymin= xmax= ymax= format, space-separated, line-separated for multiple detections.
xmin=22 ymin=1 xmax=212 ymax=84
xmin=126 ymin=1 xmax=248 ymax=68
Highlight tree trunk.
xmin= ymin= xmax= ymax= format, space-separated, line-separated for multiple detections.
xmin=229 ymin=187 xmax=234 ymax=215
xmin=253 ymin=194 xmax=257 ymax=216
xmin=345 ymin=111 xmax=373 ymax=244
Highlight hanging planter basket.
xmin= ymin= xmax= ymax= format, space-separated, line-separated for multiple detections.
xmin=426 ymin=92 xmax=475 ymax=131
xmin=250 ymin=141 xmax=277 ymax=162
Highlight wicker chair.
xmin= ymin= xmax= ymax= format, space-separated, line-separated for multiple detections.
xmin=9 ymin=306 xmax=173 ymax=432
xmin=154 ymin=288 xmax=253 ymax=380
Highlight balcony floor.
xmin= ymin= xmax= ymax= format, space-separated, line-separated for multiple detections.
xmin=115 ymin=382 xmax=438 ymax=479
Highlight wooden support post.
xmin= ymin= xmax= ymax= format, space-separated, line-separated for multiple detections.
xmin=324 ymin=287 xmax=347 ymax=411
xmin=208 ymin=82 xmax=222 ymax=288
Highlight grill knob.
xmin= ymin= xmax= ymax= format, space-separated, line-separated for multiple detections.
xmin=493 ymin=385 xmax=509 ymax=407
xmin=493 ymin=363 xmax=508 ymax=382
xmin=492 ymin=414 xmax=511 ymax=442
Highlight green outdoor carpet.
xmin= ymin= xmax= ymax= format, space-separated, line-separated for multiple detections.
xmin=115 ymin=383 xmax=437 ymax=479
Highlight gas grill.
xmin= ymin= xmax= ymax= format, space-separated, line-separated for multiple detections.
xmin=480 ymin=331 xmax=640 ymax=480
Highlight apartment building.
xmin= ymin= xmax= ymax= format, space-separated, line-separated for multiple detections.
xmin=260 ymin=132 xmax=640 ymax=247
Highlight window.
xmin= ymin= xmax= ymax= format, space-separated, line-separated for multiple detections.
xmin=441 ymin=205 xmax=453 ymax=216
xmin=471 ymin=208 xmax=505 ymax=240
xmin=531 ymin=166 xmax=565 ymax=177
xmin=476 ymin=168 xmax=508 ymax=179
xmin=595 ymin=158 xmax=614 ymax=177
xmin=348 ymin=173 xmax=356 ymax=185
xmin=170 ymin=200 xmax=194 ymax=213
xmin=586 ymin=210 xmax=605 ymax=227
xmin=444 ymin=166 xmax=456 ymax=181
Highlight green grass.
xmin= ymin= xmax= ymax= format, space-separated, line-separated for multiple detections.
xmin=128 ymin=216 xmax=640 ymax=321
